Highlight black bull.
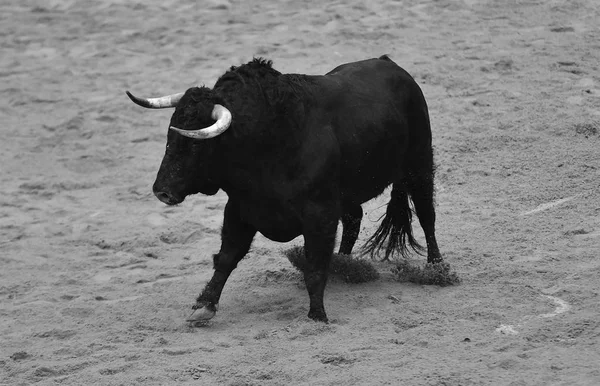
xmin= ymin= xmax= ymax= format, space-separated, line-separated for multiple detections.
xmin=126 ymin=55 xmax=443 ymax=323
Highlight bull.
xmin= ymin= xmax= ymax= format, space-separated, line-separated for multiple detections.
xmin=126 ymin=55 xmax=443 ymax=323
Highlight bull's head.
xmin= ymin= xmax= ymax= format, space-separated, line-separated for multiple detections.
xmin=126 ymin=87 xmax=232 ymax=205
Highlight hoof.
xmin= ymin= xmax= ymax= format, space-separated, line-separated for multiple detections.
xmin=187 ymin=304 xmax=218 ymax=326
xmin=308 ymin=309 xmax=329 ymax=323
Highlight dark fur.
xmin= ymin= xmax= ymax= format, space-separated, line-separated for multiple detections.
xmin=148 ymin=56 xmax=443 ymax=322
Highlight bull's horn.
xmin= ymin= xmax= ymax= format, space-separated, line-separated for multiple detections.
xmin=126 ymin=90 xmax=184 ymax=109
xmin=169 ymin=104 xmax=232 ymax=139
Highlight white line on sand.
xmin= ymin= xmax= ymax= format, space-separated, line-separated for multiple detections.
xmin=540 ymin=295 xmax=571 ymax=318
xmin=495 ymin=294 xmax=572 ymax=335
xmin=520 ymin=196 xmax=579 ymax=216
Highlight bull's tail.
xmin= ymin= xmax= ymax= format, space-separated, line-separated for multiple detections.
xmin=362 ymin=183 xmax=425 ymax=261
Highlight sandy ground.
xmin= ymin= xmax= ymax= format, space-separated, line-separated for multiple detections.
xmin=1 ymin=0 xmax=600 ymax=385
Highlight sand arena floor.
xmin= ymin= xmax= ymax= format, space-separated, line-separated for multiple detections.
xmin=1 ymin=0 xmax=599 ymax=384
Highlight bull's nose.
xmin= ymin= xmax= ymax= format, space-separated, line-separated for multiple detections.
xmin=152 ymin=187 xmax=181 ymax=205
xmin=154 ymin=191 xmax=173 ymax=204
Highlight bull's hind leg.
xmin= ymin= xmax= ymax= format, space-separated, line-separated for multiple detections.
xmin=338 ymin=203 xmax=362 ymax=255
xmin=408 ymin=162 xmax=443 ymax=264
xmin=189 ymin=199 xmax=256 ymax=324
xmin=302 ymin=200 xmax=339 ymax=323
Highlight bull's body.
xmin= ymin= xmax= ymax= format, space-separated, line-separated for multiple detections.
xmin=127 ymin=55 xmax=442 ymax=323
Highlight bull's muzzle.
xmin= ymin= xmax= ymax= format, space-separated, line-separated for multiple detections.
xmin=152 ymin=184 xmax=183 ymax=206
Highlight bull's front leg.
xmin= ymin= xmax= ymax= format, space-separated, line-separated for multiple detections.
xmin=188 ymin=200 xmax=256 ymax=324
xmin=302 ymin=200 xmax=340 ymax=323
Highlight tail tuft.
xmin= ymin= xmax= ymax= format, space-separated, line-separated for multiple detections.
xmin=362 ymin=186 xmax=424 ymax=260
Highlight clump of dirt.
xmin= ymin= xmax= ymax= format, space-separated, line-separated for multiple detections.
xmin=573 ymin=122 xmax=599 ymax=137
xmin=10 ymin=351 xmax=31 ymax=361
xmin=284 ymin=246 xmax=380 ymax=284
xmin=392 ymin=260 xmax=460 ymax=286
